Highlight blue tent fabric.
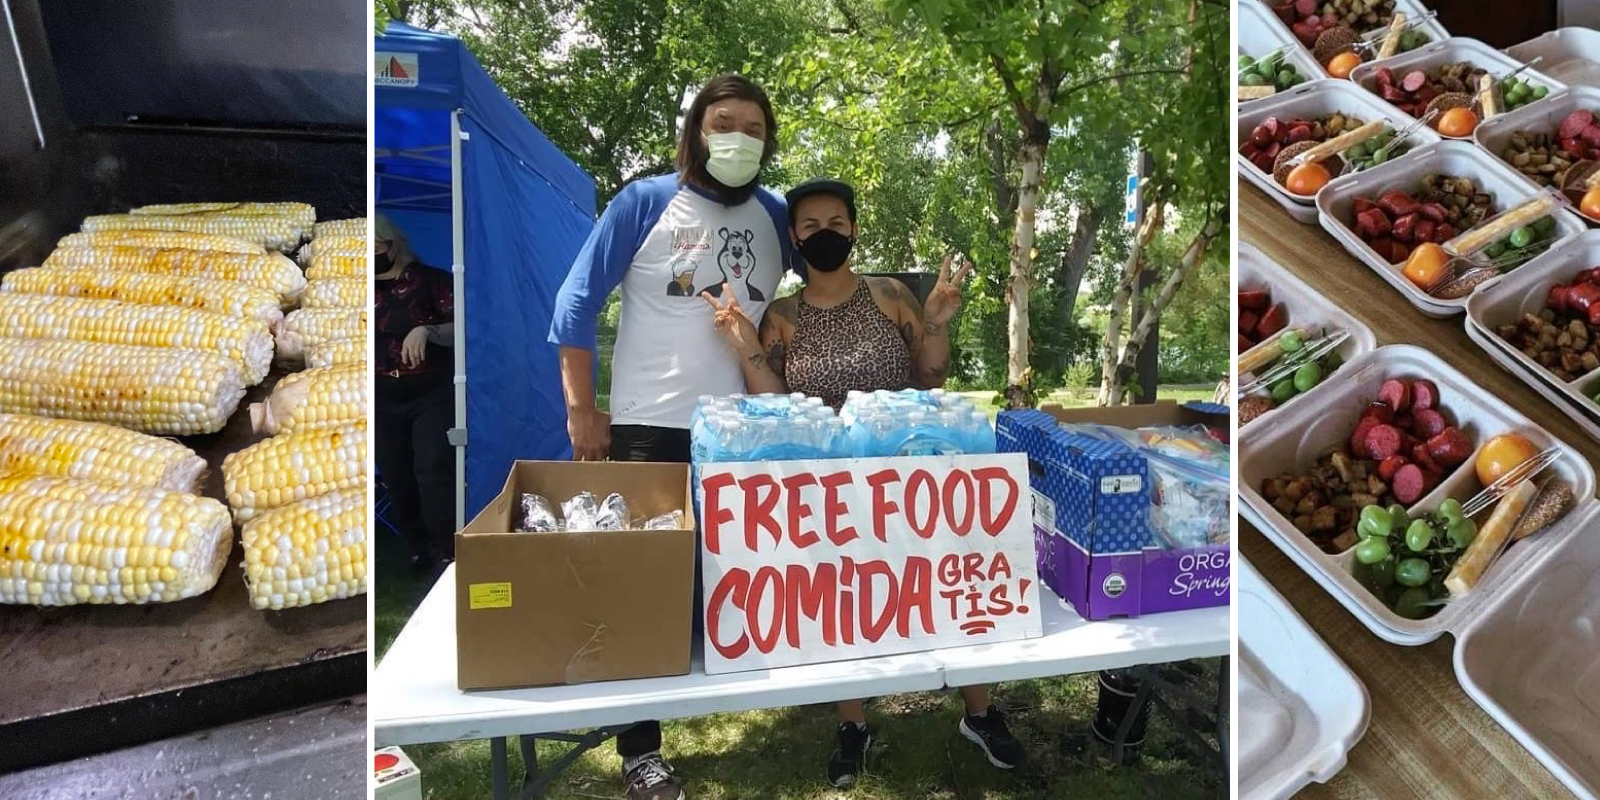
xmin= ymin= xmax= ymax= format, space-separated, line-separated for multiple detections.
xmin=376 ymin=21 xmax=596 ymax=521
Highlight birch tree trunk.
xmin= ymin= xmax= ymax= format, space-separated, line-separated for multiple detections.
xmin=1108 ymin=210 xmax=1225 ymax=397
xmin=1097 ymin=199 xmax=1163 ymax=405
xmin=1003 ymin=80 xmax=1052 ymax=408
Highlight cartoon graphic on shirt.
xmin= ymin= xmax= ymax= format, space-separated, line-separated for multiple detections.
xmin=665 ymin=255 xmax=700 ymax=297
xmin=709 ymin=227 xmax=764 ymax=301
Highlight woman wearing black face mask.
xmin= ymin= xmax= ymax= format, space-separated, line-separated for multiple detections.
xmin=374 ymin=213 xmax=457 ymax=575
xmin=705 ymin=180 xmax=1021 ymax=788
xmin=702 ymin=177 xmax=971 ymax=408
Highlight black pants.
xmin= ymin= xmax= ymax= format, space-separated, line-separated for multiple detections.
xmin=610 ymin=424 xmax=690 ymax=759
xmin=375 ymin=375 xmax=457 ymax=563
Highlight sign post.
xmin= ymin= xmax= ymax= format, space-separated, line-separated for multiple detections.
xmin=697 ymin=454 xmax=1043 ymax=675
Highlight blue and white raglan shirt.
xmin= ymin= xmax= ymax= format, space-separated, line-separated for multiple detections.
xmin=549 ymin=175 xmax=795 ymax=429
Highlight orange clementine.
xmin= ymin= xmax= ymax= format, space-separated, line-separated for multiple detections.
xmin=1437 ymin=107 xmax=1480 ymax=138
xmin=1476 ymin=434 xmax=1539 ymax=486
xmin=1285 ymin=161 xmax=1332 ymax=196
xmin=1327 ymin=52 xmax=1362 ymax=79
xmin=1402 ymin=242 xmax=1450 ymax=288
xmin=1581 ymin=187 xmax=1600 ymax=221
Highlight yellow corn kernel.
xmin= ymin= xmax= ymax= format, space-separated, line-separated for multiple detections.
xmin=240 ymin=486 xmax=366 ymax=610
xmin=300 ymin=278 xmax=367 ymax=309
xmin=314 ymin=218 xmax=366 ymax=239
xmin=306 ymin=253 xmax=366 ymax=280
xmin=306 ymin=337 xmax=366 ymax=369
xmin=251 ymin=364 xmax=368 ymax=435
xmin=3 ymin=266 xmax=283 ymax=328
xmin=0 ymin=412 xmax=207 ymax=492
xmin=57 ymin=230 xmax=264 ymax=254
xmin=277 ymin=309 xmax=367 ymax=363
xmin=222 ymin=421 xmax=366 ymax=521
xmin=45 ymin=246 xmax=306 ymax=303
xmin=81 ymin=213 xmax=302 ymax=253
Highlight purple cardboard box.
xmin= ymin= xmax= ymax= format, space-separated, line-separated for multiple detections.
xmin=997 ymin=402 xmax=1230 ymax=620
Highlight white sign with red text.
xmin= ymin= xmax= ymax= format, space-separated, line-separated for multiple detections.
xmin=698 ymin=454 xmax=1043 ymax=674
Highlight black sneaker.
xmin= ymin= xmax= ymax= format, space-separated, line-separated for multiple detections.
xmin=827 ymin=722 xmax=873 ymax=788
xmin=622 ymin=752 xmax=686 ymax=800
xmin=959 ymin=706 xmax=1026 ymax=769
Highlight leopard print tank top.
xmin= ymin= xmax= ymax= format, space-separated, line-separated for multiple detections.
xmin=785 ymin=278 xmax=913 ymax=409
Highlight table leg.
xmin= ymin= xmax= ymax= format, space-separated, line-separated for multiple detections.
xmin=491 ymin=737 xmax=509 ymax=800
xmin=520 ymin=736 xmax=542 ymax=799
xmin=512 ymin=725 xmax=631 ymax=800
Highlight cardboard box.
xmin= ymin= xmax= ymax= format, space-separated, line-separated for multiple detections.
xmin=998 ymin=401 xmax=1231 ymax=620
xmin=455 ymin=461 xmax=696 ymax=690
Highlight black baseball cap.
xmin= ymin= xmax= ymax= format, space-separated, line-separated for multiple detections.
xmin=785 ymin=178 xmax=857 ymax=223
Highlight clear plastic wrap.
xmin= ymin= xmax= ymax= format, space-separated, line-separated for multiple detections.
xmin=515 ymin=492 xmax=559 ymax=532
xmin=639 ymin=510 xmax=684 ymax=530
xmin=563 ymin=491 xmax=628 ymax=532
xmin=1144 ymin=450 xmax=1231 ymax=549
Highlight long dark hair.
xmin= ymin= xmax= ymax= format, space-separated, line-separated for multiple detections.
xmin=676 ymin=74 xmax=778 ymax=203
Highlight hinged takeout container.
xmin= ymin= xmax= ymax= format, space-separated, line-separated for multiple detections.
xmin=1238 ymin=343 xmax=1599 ymax=800
xmin=1238 ymin=242 xmax=1377 ymax=434
xmin=1347 ymin=37 xmax=1565 ymax=135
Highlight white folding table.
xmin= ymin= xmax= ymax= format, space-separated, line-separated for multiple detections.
xmin=373 ymin=565 xmax=1230 ymax=799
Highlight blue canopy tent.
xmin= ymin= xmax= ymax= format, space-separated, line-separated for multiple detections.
xmin=375 ymin=21 xmax=596 ymax=526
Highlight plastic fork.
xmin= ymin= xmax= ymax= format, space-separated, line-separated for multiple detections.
xmin=1351 ymin=11 xmax=1440 ymax=58
xmin=1238 ymin=329 xmax=1351 ymax=397
xmin=1461 ymin=446 xmax=1563 ymax=519
xmin=1336 ymin=110 xmax=1439 ymax=178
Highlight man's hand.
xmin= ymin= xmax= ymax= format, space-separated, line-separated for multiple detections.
xmin=923 ymin=254 xmax=973 ymax=330
xmin=401 ymin=326 xmax=429 ymax=367
xmin=568 ymin=405 xmax=611 ymax=461
xmin=701 ymin=284 xmax=761 ymax=357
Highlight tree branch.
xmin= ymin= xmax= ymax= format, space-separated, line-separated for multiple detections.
xmin=1057 ymin=67 xmax=1188 ymax=101
xmin=989 ymin=53 xmax=1032 ymax=125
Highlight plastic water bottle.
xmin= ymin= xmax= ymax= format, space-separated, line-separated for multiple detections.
xmin=967 ymin=411 xmax=997 ymax=453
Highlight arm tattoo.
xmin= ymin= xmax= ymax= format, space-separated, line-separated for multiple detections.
xmin=747 ymin=351 xmax=768 ymax=371
xmin=767 ymin=340 xmax=787 ymax=378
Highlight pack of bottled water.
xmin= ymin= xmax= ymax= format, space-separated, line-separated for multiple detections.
xmin=690 ymin=389 xmax=996 ymax=464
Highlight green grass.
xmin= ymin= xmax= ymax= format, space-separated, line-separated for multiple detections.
xmin=374 ymin=382 xmax=1224 ymax=799
xmin=959 ymin=384 xmax=1216 ymax=416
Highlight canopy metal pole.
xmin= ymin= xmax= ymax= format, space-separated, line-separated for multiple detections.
xmin=450 ymin=109 xmax=468 ymax=532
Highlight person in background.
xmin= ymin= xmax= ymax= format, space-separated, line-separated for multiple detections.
xmin=373 ymin=213 xmax=456 ymax=577
xmin=548 ymin=73 xmax=797 ymax=800
xmin=703 ymin=178 xmax=1025 ymax=788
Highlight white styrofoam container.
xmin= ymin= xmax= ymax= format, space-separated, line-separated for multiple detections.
xmin=1238 ymin=556 xmax=1370 ymax=800
xmin=1238 ymin=79 xmax=1442 ymax=224
xmin=1237 ymin=343 xmax=1598 ymax=647
xmin=1238 ymin=242 xmax=1378 ymax=434
xmin=1464 ymin=230 xmax=1600 ymax=443
xmin=1239 ymin=0 xmax=1322 ymax=112
xmin=1454 ymin=522 xmax=1600 ymax=800
xmin=1348 ymin=37 xmax=1567 ymax=138
xmin=1508 ymin=28 xmax=1600 ymax=89
xmin=1250 ymin=0 xmax=1449 ymax=76
xmin=1474 ymin=85 xmax=1600 ymax=225
xmin=1316 ymin=140 xmax=1588 ymax=317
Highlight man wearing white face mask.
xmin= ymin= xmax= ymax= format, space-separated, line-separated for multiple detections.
xmin=547 ymin=74 xmax=796 ymax=800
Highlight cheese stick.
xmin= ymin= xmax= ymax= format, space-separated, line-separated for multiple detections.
xmin=1446 ymin=479 xmax=1537 ymax=596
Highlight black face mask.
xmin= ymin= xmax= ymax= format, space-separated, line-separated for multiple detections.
xmin=797 ymin=229 xmax=854 ymax=273
xmin=374 ymin=252 xmax=393 ymax=274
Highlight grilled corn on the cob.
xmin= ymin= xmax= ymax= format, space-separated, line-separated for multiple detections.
xmin=306 ymin=235 xmax=367 ymax=259
xmin=306 ymin=253 xmax=366 ymax=280
xmin=0 ymin=413 xmax=208 ymax=493
xmin=301 ymin=278 xmax=366 ymax=309
xmin=131 ymin=201 xmax=315 ymax=227
xmin=314 ymin=218 xmax=366 ymax=239
xmin=58 ymin=231 xmax=263 ymax=254
xmin=222 ymin=421 xmax=366 ymax=521
xmin=45 ymin=246 xmax=306 ymax=303
xmin=0 ymin=475 xmax=234 ymax=605
xmin=306 ymin=337 xmax=366 ymax=369
xmin=240 ymin=486 xmax=367 ymax=610
xmin=277 ymin=309 xmax=367 ymax=362
xmin=82 ymin=212 xmax=303 ymax=253
xmin=0 ymin=294 xmax=274 ymax=385
xmin=250 ymin=364 xmax=367 ymax=435
xmin=3 ymin=266 xmax=284 ymax=328
xmin=0 ymin=337 xmax=246 ymax=434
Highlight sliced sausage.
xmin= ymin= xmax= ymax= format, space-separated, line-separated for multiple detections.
xmin=1412 ymin=408 xmax=1448 ymax=438
xmin=1409 ymin=379 xmax=1439 ymax=411
xmin=1378 ymin=455 xmax=1411 ymax=483
xmin=1377 ymin=378 xmax=1412 ymax=413
xmin=1427 ymin=427 xmax=1475 ymax=467
xmin=1392 ymin=463 xmax=1428 ymax=505
xmin=1365 ymin=423 xmax=1404 ymax=461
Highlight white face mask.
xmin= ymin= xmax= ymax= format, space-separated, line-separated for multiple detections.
xmin=703 ymin=131 xmax=764 ymax=187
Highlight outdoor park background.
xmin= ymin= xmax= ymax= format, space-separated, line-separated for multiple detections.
xmin=375 ymin=0 xmax=1229 ymax=796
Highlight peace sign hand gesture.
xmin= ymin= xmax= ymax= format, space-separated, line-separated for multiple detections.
xmin=923 ymin=254 xmax=973 ymax=329
xmin=701 ymin=284 xmax=761 ymax=357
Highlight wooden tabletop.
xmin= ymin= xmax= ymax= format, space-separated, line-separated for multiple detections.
xmin=1239 ymin=182 xmax=1594 ymax=800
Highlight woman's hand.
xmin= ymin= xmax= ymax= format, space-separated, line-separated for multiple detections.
xmin=701 ymin=284 xmax=761 ymax=356
xmin=923 ymin=254 xmax=973 ymax=330
xmin=401 ymin=326 xmax=429 ymax=367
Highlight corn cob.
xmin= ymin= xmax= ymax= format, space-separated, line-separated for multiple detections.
xmin=306 ymin=235 xmax=367 ymax=259
xmin=82 ymin=213 xmax=302 ymax=253
xmin=314 ymin=218 xmax=366 ymax=239
xmin=0 ymin=475 xmax=234 ymax=605
xmin=131 ymin=201 xmax=315 ymax=228
xmin=306 ymin=337 xmax=366 ymax=369
xmin=240 ymin=485 xmax=366 ymax=610
xmin=0 ymin=337 xmax=245 ymax=434
xmin=223 ymin=421 xmax=366 ymax=521
xmin=278 ymin=309 xmax=367 ymax=362
xmin=250 ymin=364 xmax=367 ymax=435
xmin=301 ymin=278 xmax=366 ymax=309
xmin=58 ymin=231 xmax=263 ymax=254
xmin=306 ymin=253 xmax=366 ymax=280
xmin=3 ymin=266 xmax=284 ymax=329
xmin=0 ymin=294 xmax=274 ymax=385
xmin=46 ymin=246 xmax=306 ymax=303
xmin=0 ymin=412 xmax=207 ymax=493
